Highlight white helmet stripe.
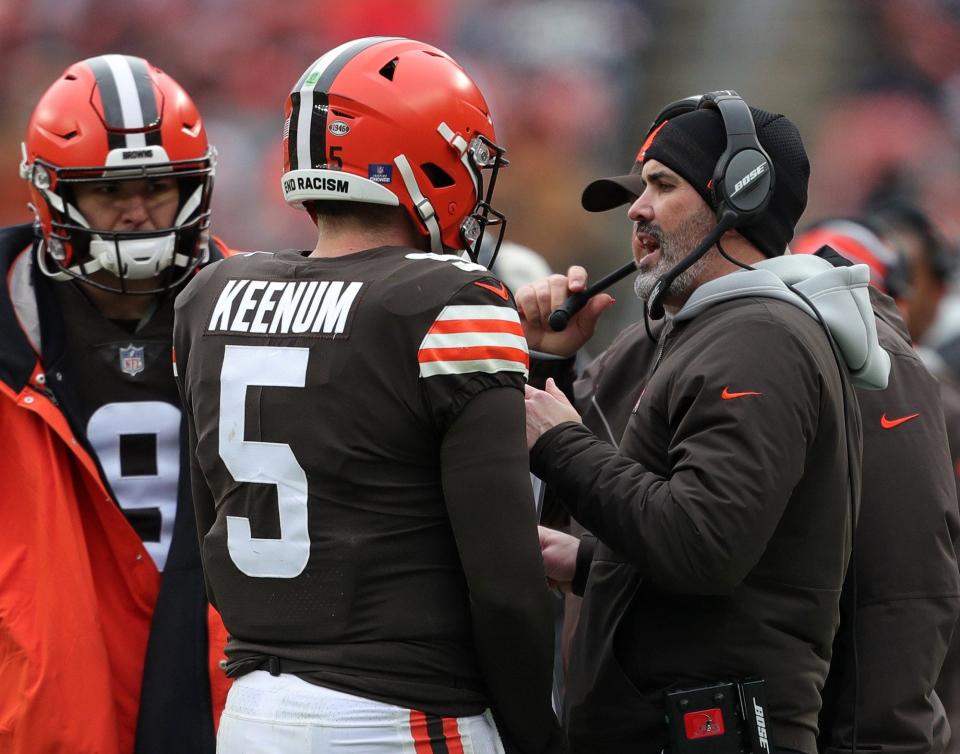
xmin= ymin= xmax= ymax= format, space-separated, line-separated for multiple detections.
xmin=394 ymin=154 xmax=442 ymax=253
xmin=102 ymin=54 xmax=147 ymax=148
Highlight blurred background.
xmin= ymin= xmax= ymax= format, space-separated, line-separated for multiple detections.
xmin=3 ymin=0 xmax=960 ymax=352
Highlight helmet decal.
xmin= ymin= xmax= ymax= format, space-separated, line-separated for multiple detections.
xmin=86 ymin=55 xmax=161 ymax=148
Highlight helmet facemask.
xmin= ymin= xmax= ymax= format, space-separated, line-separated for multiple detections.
xmin=459 ymin=133 xmax=508 ymax=267
xmin=26 ymin=148 xmax=216 ymax=294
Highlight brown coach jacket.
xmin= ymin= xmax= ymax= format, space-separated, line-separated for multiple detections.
xmin=536 ymin=252 xmax=959 ymax=753
xmin=531 ymin=255 xmax=888 ymax=754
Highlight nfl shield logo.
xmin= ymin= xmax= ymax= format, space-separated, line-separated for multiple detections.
xmin=119 ymin=344 xmax=145 ymax=377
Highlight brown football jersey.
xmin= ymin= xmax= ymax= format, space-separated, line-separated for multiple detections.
xmin=173 ymin=246 xmax=530 ymax=715
xmin=48 ymin=281 xmax=183 ymax=571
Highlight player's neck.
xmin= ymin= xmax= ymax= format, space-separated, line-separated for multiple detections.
xmin=310 ymin=223 xmax=425 ymax=258
xmin=74 ymin=275 xmax=159 ymax=320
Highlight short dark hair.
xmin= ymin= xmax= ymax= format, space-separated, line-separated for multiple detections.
xmin=305 ymin=200 xmax=412 ymax=233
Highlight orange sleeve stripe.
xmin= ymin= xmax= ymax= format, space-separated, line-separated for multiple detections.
xmin=417 ymin=345 xmax=530 ymax=365
xmin=427 ymin=318 xmax=524 ymax=336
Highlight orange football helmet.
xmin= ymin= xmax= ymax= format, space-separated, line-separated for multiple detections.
xmin=281 ymin=37 xmax=507 ymax=263
xmin=20 ymin=54 xmax=216 ymax=293
xmin=792 ymin=218 xmax=905 ymax=295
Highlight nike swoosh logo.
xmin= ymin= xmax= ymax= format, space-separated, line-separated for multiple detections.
xmin=721 ymin=386 xmax=762 ymax=400
xmin=474 ymin=280 xmax=510 ymax=301
xmin=880 ymin=412 xmax=920 ymax=429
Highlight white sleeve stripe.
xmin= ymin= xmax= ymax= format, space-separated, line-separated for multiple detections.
xmin=436 ymin=305 xmax=521 ymax=322
xmin=420 ymin=359 xmax=529 ymax=379
xmin=420 ymin=332 xmax=528 ymax=350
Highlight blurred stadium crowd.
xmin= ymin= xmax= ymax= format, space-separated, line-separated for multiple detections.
xmin=4 ymin=0 xmax=960 ymax=354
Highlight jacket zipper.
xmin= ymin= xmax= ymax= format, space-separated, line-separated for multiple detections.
xmin=650 ymin=322 xmax=673 ymax=375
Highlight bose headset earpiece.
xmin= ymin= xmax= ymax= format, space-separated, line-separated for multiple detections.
xmin=705 ymin=91 xmax=774 ymax=222
xmin=646 ymin=90 xmax=775 ymax=319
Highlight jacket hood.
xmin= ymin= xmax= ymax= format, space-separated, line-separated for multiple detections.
xmin=674 ymin=254 xmax=890 ymax=389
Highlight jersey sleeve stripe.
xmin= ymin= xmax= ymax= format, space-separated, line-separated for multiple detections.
xmin=427 ymin=318 xmax=524 ymax=336
xmin=418 ymin=303 xmax=528 ymax=379
xmin=418 ymin=345 xmax=530 ymax=365
xmin=421 ymin=332 xmax=528 ymax=350
xmin=419 ymin=358 xmax=528 ymax=378
xmin=435 ymin=305 xmax=521 ymax=322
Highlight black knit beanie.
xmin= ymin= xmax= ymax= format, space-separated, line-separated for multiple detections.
xmin=582 ymin=106 xmax=810 ymax=258
xmin=644 ymin=107 xmax=809 ymax=257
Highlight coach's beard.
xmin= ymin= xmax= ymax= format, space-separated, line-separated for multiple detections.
xmin=633 ymin=212 xmax=717 ymax=303
xmin=633 ymin=234 xmax=710 ymax=303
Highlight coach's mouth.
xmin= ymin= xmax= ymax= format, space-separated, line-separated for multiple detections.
xmin=634 ymin=232 xmax=661 ymax=269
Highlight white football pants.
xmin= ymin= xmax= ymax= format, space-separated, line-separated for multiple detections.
xmin=218 ymin=670 xmax=506 ymax=754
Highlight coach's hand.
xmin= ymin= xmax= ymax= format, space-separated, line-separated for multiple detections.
xmin=515 ymin=265 xmax=614 ymax=357
xmin=524 ymin=378 xmax=582 ymax=449
xmin=538 ymin=526 xmax=579 ymax=592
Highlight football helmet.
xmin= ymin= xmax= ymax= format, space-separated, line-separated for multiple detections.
xmin=281 ymin=37 xmax=507 ymax=263
xmin=792 ymin=218 xmax=906 ymax=296
xmin=20 ymin=54 xmax=216 ymax=293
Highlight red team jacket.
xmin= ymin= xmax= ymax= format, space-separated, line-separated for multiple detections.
xmin=0 ymin=224 xmax=231 ymax=754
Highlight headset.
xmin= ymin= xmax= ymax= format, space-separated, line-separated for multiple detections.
xmin=645 ymin=90 xmax=775 ymax=320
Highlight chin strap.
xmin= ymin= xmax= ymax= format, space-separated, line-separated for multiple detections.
xmin=34 ymin=238 xmax=73 ymax=281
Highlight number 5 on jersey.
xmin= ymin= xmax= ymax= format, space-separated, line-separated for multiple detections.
xmin=219 ymin=344 xmax=310 ymax=578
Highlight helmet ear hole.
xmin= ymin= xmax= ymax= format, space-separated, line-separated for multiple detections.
xmin=378 ymin=58 xmax=398 ymax=81
xmin=421 ymin=163 xmax=454 ymax=188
